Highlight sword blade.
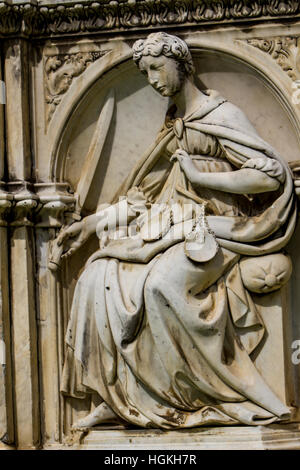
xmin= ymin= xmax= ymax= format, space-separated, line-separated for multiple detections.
xmin=76 ymin=88 xmax=115 ymax=213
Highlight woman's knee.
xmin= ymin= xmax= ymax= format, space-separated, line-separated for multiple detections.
xmin=77 ymin=259 xmax=107 ymax=288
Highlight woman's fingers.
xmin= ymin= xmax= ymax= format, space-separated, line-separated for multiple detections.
xmin=171 ymin=150 xmax=190 ymax=163
xmin=61 ymin=240 xmax=82 ymax=258
xmin=178 ymin=155 xmax=189 ymax=168
xmin=57 ymin=223 xmax=81 ymax=246
xmin=175 ymin=149 xmax=189 ymax=158
xmin=171 ymin=155 xmax=185 ymax=165
xmin=294 ymin=180 xmax=300 ymax=197
xmin=56 ymin=231 xmax=68 ymax=247
xmin=62 ymin=225 xmax=89 ymax=256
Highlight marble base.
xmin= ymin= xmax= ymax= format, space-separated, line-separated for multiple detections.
xmin=67 ymin=424 xmax=300 ymax=450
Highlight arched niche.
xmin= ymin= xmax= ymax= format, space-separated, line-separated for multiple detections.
xmin=51 ymin=43 xmax=300 ymax=216
xmin=53 ymin=40 xmax=300 ymax=423
xmin=53 ymin=59 xmax=169 ymax=214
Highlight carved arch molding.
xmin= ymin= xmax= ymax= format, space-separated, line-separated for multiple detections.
xmin=50 ymin=36 xmax=300 ymax=191
xmin=0 ymin=0 xmax=300 ymax=450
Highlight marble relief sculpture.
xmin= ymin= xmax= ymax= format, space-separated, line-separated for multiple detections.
xmin=55 ymin=32 xmax=297 ymax=430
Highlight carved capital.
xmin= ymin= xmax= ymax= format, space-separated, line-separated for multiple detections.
xmin=0 ymin=2 xmax=22 ymax=36
xmin=2 ymin=181 xmax=76 ymax=227
xmin=8 ymin=182 xmax=38 ymax=227
xmin=0 ymin=182 xmax=13 ymax=226
xmin=34 ymin=183 xmax=76 ymax=227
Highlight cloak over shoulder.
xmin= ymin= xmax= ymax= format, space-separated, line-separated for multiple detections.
xmin=112 ymin=90 xmax=297 ymax=257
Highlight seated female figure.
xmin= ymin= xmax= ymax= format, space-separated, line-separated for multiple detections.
xmin=57 ymin=32 xmax=296 ymax=429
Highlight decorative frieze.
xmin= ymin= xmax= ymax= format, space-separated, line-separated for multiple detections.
xmin=0 ymin=1 xmax=300 ymax=38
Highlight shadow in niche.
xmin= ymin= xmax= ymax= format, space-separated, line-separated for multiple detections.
xmin=62 ymin=89 xmax=117 ymax=218
xmin=81 ymin=103 xmax=117 ymax=218
xmin=194 ymin=74 xmax=207 ymax=93
xmin=61 ymin=62 xmax=169 ymax=216
xmin=59 ymin=47 xmax=300 ymax=216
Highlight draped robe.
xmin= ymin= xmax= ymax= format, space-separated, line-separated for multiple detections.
xmin=61 ymin=90 xmax=296 ymax=428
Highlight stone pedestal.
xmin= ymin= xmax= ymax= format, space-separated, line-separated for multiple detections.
xmin=52 ymin=425 xmax=300 ymax=450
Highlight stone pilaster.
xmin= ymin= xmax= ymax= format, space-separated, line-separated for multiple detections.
xmin=0 ymin=52 xmax=14 ymax=446
xmin=34 ymin=183 xmax=75 ymax=446
xmin=4 ymin=40 xmax=40 ymax=449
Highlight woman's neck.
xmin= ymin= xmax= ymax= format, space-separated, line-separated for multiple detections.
xmin=173 ymin=78 xmax=205 ymax=119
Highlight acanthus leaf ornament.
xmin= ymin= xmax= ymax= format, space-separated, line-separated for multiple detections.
xmin=243 ymin=36 xmax=300 ymax=81
xmin=0 ymin=1 xmax=300 ymax=37
xmin=44 ymin=50 xmax=107 ymax=127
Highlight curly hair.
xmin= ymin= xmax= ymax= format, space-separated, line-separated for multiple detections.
xmin=132 ymin=32 xmax=195 ymax=76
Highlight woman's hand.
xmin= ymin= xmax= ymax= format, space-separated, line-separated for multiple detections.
xmin=57 ymin=214 xmax=98 ymax=258
xmin=294 ymin=179 xmax=300 ymax=198
xmin=48 ymin=209 xmax=111 ymax=270
xmin=171 ymin=149 xmax=196 ymax=181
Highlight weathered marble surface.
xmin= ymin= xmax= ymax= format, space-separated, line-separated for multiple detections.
xmin=78 ymin=424 xmax=300 ymax=450
xmin=48 ymin=32 xmax=299 ymax=438
xmin=0 ymin=2 xmax=300 ymax=449
xmin=1 ymin=0 xmax=300 ymax=38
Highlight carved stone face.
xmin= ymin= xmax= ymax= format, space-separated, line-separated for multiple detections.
xmin=138 ymin=55 xmax=185 ymax=97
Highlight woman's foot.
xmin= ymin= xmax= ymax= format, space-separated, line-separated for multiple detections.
xmin=72 ymin=402 xmax=121 ymax=430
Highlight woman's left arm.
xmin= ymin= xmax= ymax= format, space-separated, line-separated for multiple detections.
xmin=171 ymin=150 xmax=280 ymax=194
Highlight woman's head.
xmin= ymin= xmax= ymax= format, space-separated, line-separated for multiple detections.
xmin=132 ymin=32 xmax=195 ymax=97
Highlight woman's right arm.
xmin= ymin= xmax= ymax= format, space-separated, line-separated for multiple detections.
xmin=172 ymin=150 xmax=280 ymax=194
xmin=56 ymin=200 xmax=137 ymax=257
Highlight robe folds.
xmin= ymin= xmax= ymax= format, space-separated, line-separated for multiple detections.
xmin=61 ymin=90 xmax=296 ymax=428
